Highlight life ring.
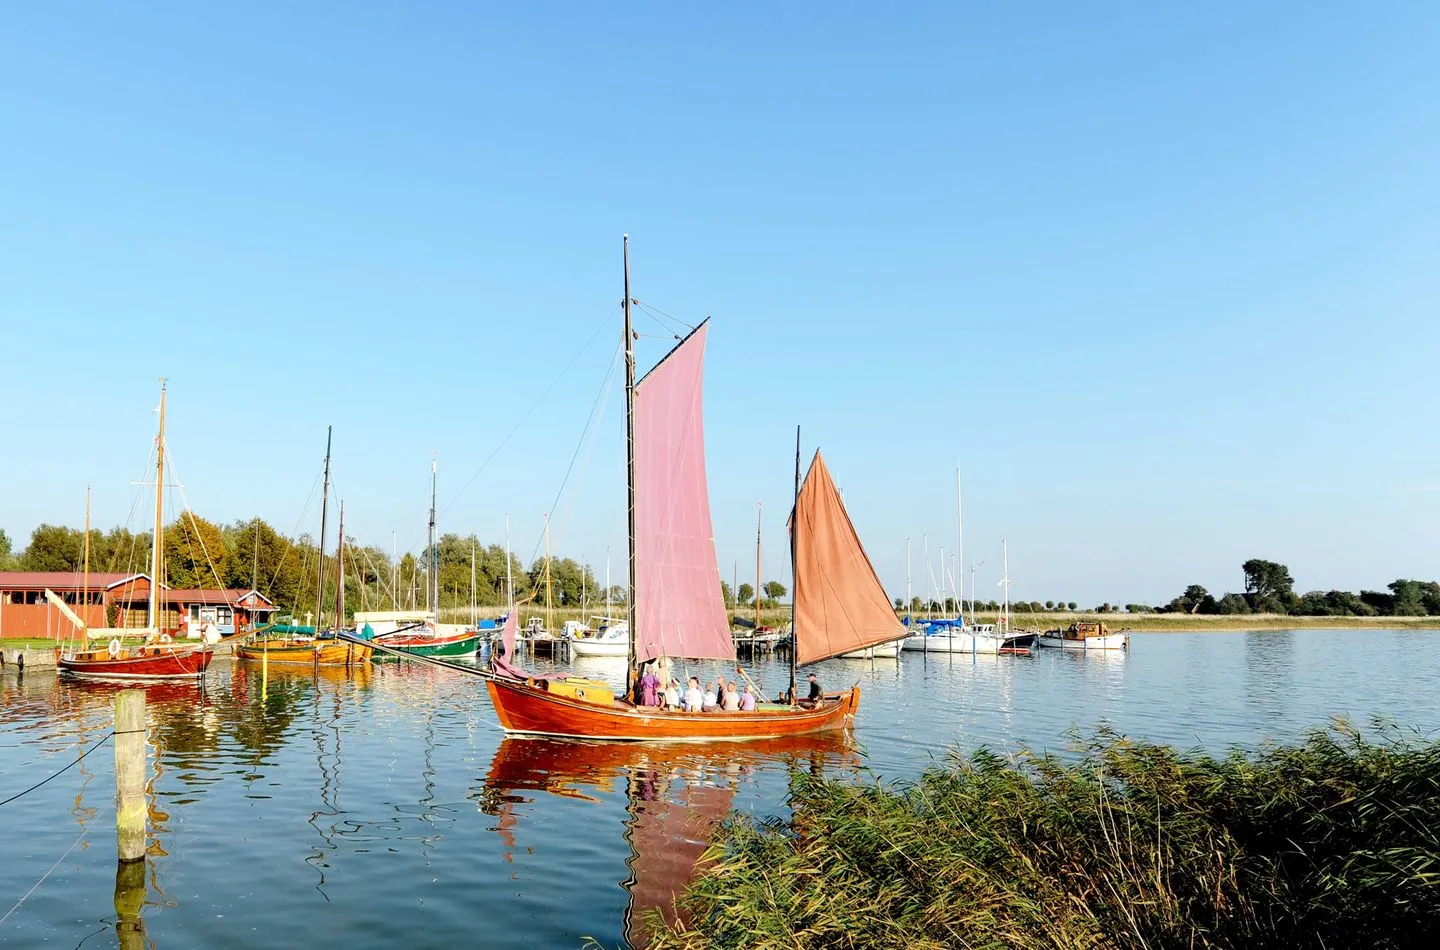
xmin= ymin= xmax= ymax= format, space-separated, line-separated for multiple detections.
xmin=159 ymin=633 xmax=172 ymax=644
xmin=108 ymin=638 xmax=122 ymax=658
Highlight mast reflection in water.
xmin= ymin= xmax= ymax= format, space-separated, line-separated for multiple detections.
xmin=479 ymin=734 xmax=860 ymax=947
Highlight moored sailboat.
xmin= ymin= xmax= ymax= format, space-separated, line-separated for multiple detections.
xmin=57 ymin=381 xmax=214 ymax=681
xmin=484 ymin=237 xmax=888 ymax=740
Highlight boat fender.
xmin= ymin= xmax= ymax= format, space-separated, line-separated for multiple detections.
xmin=159 ymin=633 xmax=172 ymax=644
xmin=108 ymin=638 xmax=122 ymax=658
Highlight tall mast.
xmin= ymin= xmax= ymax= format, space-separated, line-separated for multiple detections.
xmin=336 ymin=500 xmax=345 ymax=631
xmin=788 ymin=425 xmax=800 ymax=703
xmin=83 ymin=486 xmax=91 ymax=635
xmin=956 ymin=467 xmax=964 ymax=624
xmin=150 ymin=379 xmax=167 ymax=631
xmin=754 ymin=502 xmax=762 ymax=631
xmin=623 ymin=234 xmax=638 ymax=692
xmin=429 ymin=455 xmax=438 ymax=625
xmin=905 ymin=537 xmax=912 ymax=629
xmin=544 ymin=513 xmax=552 ymax=633
xmin=505 ymin=514 xmax=514 ymax=607
xmin=313 ymin=426 xmax=332 ymax=632
xmin=1001 ymin=539 xmax=1011 ymax=634
xmin=470 ymin=538 xmax=477 ymax=628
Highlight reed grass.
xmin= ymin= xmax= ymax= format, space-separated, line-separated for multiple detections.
xmin=647 ymin=721 xmax=1440 ymax=949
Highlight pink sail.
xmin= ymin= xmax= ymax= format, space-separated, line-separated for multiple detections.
xmin=632 ymin=322 xmax=733 ymax=664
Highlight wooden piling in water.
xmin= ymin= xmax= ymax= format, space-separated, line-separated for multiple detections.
xmin=114 ymin=690 xmax=146 ymax=863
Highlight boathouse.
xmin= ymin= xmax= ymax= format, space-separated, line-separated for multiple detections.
xmin=0 ymin=572 xmax=277 ymax=640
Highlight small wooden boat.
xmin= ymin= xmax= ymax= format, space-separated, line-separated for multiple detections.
xmin=376 ymin=626 xmax=481 ymax=658
xmin=1037 ymin=621 xmax=1130 ymax=651
xmin=58 ymin=638 xmax=212 ymax=680
xmin=55 ymin=382 xmax=213 ymax=682
xmin=485 ymin=242 xmax=903 ymax=742
xmin=237 ymin=637 xmax=371 ymax=665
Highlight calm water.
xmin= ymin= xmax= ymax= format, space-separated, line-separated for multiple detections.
xmin=2 ymin=629 xmax=1437 ymax=948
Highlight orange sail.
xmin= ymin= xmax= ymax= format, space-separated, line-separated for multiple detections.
xmin=791 ymin=451 xmax=906 ymax=664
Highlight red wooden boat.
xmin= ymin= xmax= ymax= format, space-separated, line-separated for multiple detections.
xmin=54 ymin=381 xmax=214 ymax=682
xmin=484 ymin=239 xmax=906 ymax=741
xmin=57 ymin=641 xmax=212 ymax=680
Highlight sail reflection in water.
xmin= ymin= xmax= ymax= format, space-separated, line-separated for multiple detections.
xmin=480 ymin=734 xmax=859 ymax=947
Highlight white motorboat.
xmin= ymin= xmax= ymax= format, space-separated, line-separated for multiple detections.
xmin=567 ymin=617 xmax=630 ymax=658
xmin=1036 ymin=622 xmax=1130 ymax=651
xmin=838 ymin=638 xmax=903 ymax=659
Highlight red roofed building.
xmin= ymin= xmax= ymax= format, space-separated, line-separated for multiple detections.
xmin=0 ymin=572 xmax=277 ymax=640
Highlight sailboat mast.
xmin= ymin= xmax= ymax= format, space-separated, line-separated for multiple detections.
xmin=956 ymin=468 xmax=964 ymax=625
xmin=905 ymin=537 xmax=912 ymax=628
xmin=429 ymin=456 xmax=438 ymax=625
xmin=788 ymin=425 xmax=800 ymax=703
xmin=83 ymin=487 xmax=91 ymax=636
xmin=1001 ymin=539 xmax=1010 ymax=633
xmin=470 ymin=539 xmax=477 ymax=628
xmin=755 ymin=502 xmax=762 ymax=631
xmin=313 ymin=426 xmax=332 ymax=632
xmin=623 ymin=234 xmax=638 ymax=691
xmin=150 ymin=379 xmax=167 ymax=632
xmin=336 ymin=500 xmax=345 ymax=630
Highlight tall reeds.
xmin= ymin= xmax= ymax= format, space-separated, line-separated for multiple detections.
xmin=647 ymin=721 xmax=1440 ymax=949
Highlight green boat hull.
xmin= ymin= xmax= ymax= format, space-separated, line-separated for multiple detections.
xmin=378 ymin=633 xmax=483 ymax=659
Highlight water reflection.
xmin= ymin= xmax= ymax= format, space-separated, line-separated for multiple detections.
xmin=479 ymin=734 xmax=859 ymax=947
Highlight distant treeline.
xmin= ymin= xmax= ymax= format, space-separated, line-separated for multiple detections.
xmin=1125 ymin=558 xmax=1440 ymax=617
xmin=0 ymin=520 xmax=796 ymax=620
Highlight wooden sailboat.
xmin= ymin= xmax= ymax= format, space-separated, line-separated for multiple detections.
xmin=239 ymin=428 xmax=371 ymax=667
xmin=484 ymin=237 xmax=898 ymax=740
xmin=57 ymin=381 xmax=214 ymax=680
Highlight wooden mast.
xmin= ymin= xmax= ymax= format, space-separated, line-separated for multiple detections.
xmin=754 ymin=502 xmax=762 ymax=631
xmin=623 ymin=234 xmax=638 ymax=695
xmin=150 ymin=379 xmax=167 ymax=633
xmin=313 ymin=426 xmax=332 ymax=632
xmin=336 ymin=500 xmax=346 ymax=631
xmin=83 ymin=486 xmax=91 ymax=639
xmin=429 ymin=455 xmax=439 ymax=626
xmin=788 ymin=425 xmax=799 ymax=703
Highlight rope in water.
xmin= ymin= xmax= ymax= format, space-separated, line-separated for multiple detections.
xmin=0 ymin=731 xmax=116 ymax=807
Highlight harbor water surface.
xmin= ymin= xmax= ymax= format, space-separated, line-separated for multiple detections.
xmin=2 ymin=628 xmax=1437 ymax=948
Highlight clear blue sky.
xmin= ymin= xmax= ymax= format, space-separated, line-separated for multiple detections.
xmin=2 ymin=3 xmax=1437 ymax=606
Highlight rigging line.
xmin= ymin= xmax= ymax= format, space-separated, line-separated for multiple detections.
xmin=528 ymin=338 xmax=623 ymax=565
xmin=0 ymin=828 xmax=90 ymax=928
xmin=266 ymin=469 xmax=325 ymax=602
xmin=633 ymin=300 xmax=698 ymax=333
xmin=540 ymin=337 xmax=620 ymax=563
xmin=436 ymin=305 xmax=620 ymax=529
xmin=0 ymin=731 xmax=115 ymax=808
xmin=164 ymin=451 xmax=234 ymax=601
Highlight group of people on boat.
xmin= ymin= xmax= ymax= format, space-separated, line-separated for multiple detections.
xmin=634 ymin=662 xmax=825 ymax=712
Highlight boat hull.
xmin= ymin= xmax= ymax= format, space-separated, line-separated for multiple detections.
xmin=902 ymin=633 xmax=1006 ymax=654
xmin=568 ymin=638 xmax=629 ymax=658
xmin=485 ymin=677 xmax=860 ymax=741
xmin=378 ymin=631 xmax=481 ymax=658
xmin=57 ymin=645 xmax=213 ymax=680
xmin=237 ymin=639 xmax=372 ymax=665
xmin=1036 ymin=632 xmax=1130 ymax=651
xmin=838 ymin=640 xmax=901 ymax=659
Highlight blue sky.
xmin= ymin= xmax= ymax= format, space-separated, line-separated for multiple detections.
xmin=2 ymin=3 xmax=1437 ymax=605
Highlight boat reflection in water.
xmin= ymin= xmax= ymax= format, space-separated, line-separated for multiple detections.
xmin=480 ymin=733 xmax=859 ymax=947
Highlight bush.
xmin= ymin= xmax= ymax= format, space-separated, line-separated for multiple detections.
xmin=649 ymin=722 xmax=1440 ymax=949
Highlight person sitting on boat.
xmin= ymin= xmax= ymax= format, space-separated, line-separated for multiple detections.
xmin=639 ymin=664 xmax=661 ymax=707
xmin=739 ymin=683 xmax=757 ymax=711
xmin=682 ymin=677 xmax=703 ymax=712
xmin=664 ymin=678 xmax=681 ymax=709
xmin=701 ymin=682 xmax=719 ymax=712
xmin=715 ymin=674 xmax=728 ymax=701
xmin=800 ymin=672 xmax=823 ymax=708
xmin=721 ymin=682 xmax=741 ymax=711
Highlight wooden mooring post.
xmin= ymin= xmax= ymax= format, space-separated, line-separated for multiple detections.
xmin=114 ymin=690 xmax=146 ymax=863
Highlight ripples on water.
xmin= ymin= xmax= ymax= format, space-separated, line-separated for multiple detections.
xmin=1 ymin=629 xmax=1436 ymax=948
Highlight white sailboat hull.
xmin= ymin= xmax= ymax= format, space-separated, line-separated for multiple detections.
xmin=568 ymin=638 xmax=629 ymax=658
xmin=1036 ymin=632 xmax=1130 ymax=651
xmin=838 ymin=639 xmax=902 ymax=659
xmin=902 ymin=632 xmax=1006 ymax=654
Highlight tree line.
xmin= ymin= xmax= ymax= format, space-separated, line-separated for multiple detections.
xmin=1130 ymin=558 xmax=1440 ymax=617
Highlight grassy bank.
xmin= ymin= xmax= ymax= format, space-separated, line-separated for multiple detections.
xmin=648 ymin=723 xmax=1440 ymax=949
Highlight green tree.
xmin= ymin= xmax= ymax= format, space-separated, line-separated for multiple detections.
xmin=721 ymin=580 xmax=735 ymax=607
xmin=164 ymin=513 xmax=231 ymax=589
xmin=1044 ymin=600 xmax=1055 ymax=610
xmin=0 ymin=528 xmax=13 ymax=569
xmin=1216 ymin=593 xmax=1251 ymax=614
xmin=763 ymin=580 xmax=787 ymax=601
xmin=737 ymin=583 xmax=755 ymax=606
xmin=1066 ymin=601 xmax=1077 ymax=610
xmin=1387 ymin=579 xmax=1429 ymax=616
xmin=228 ymin=517 xmax=305 ymax=607
xmin=1243 ymin=559 xmax=1295 ymax=601
xmin=19 ymin=524 xmax=85 ymax=571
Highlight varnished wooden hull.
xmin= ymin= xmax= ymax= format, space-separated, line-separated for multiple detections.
xmin=57 ymin=645 xmax=213 ymax=680
xmin=484 ymin=676 xmax=860 ymax=741
xmin=236 ymin=639 xmax=372 ymax=665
